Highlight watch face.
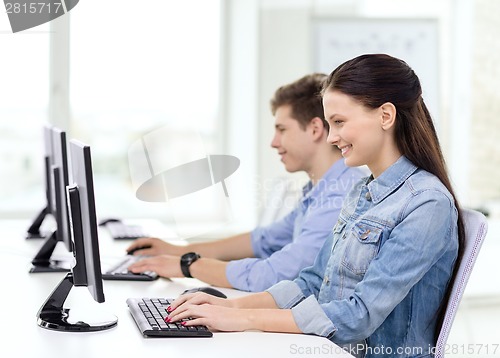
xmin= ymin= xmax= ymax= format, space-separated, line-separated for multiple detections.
xmin=181 ymin=252 xmax=200 ymax=264
xmin=180 ymin=252 xmax=200 ymax=278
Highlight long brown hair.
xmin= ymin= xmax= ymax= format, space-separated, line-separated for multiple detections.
xmin=322 ymin=54 xmax=464 ymax=342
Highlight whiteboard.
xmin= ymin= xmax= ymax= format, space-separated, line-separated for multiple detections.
xmin=313 ymin=18 xmax=439 ymax=120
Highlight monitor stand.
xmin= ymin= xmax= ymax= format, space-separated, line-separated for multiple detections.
xmin=26 ymin=206 xmax=52 ymax=239
xmin=37 ymin=273 xmax=118 ymax=332
xmin=29 ymin=230 xmax=71 ymax=273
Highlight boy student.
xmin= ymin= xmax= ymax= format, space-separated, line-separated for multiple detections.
xmin=127 ymin=73 xmax=364 ymax=291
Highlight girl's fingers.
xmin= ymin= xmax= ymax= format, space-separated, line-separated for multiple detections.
xmin=169 ymin=293 xmax=196 ymax=311
xmin=170 ymin=292 xmax=214 ymax=310
xmin=167 ymin=303 xmax=202 ymax=322
xmin=182 ymin=317 xmax=209 ymax=328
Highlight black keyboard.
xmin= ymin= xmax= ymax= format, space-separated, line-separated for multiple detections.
xmin=105 ymin=222 xmax=149 ymax=240
xmin=127 ymin=298 xmax=212 ymax=337
xmin=102 ymin=255 xmax=158 ymax=281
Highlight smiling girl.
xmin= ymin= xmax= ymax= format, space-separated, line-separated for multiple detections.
xmin=167 ymin=54 xmax=464 ymax=358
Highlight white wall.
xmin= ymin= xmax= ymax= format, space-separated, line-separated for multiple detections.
xmin=250 ymin=0 xmax=464 ymax=218
xmin=221 ymin=0 xmax=260 ymax=230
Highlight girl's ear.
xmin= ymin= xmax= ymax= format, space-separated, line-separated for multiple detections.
xmin=380 ymin=102 xmax=397 ymax=130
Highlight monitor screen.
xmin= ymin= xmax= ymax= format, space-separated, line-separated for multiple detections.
xmin=26 ymin=125 xmax=55 ymax=239
xmin=67 ymin=139 xmax=105 ymax=302
xmin=51 ymin=127 xmax=72 ymax=252
xmin=44 ymin=125 xmax=54 ymax=214
xmin=36 ymin=139 xmax=117 ymax=332
xmin=30 ymin=126 xmax=73 ymax=273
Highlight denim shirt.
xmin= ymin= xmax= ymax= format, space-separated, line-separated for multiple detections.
xmin=267 ymin=156 xmax=459 ymax=358
xmin=226 ymin=159 xmax=364 ymax=292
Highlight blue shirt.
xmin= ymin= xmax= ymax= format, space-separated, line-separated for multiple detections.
xmin=226 ymin=159 xmax=364 ymax=292
xmin=267 ymin=156 xmax=459 ymax=358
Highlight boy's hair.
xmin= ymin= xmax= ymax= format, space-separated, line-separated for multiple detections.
xmin=270 ymin=73 xmax=328 ymax=130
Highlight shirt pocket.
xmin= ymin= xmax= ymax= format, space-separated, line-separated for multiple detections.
xmin=341 ymin=222 xmax=383 ymax=276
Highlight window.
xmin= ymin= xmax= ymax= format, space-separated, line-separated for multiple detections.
xmin=68 ymin=0 xmax=222 ymax=226
xmin=1 ymin=1 xmax=224 ymax=234
xmin=0 ymin=20 xmax=50 ymax=217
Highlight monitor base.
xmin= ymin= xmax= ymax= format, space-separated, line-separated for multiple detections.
xmin=37 ymin=308 xmax=118 ymax=332
xmin=30 ymin=230 xmax=71 ymax=273
xmin=25 ymin=230 xmax=51 ymax=240
xmin=26 ymin=206 xmax=50 ymax=239
xmin=29 ymin=260 xmax=71 ymax=273
xmin=37 ymin=273 xmax=117 ymax=332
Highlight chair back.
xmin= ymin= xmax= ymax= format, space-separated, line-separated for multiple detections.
xmin=434 ymin=209 xmax=488 ymax=357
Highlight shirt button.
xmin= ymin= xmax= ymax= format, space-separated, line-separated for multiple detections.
xmin=360 ymin=229 xmax=371 ymax=240
xmin=323 ymin=276 xmax=330 ymax=285
xmin=365 ymin=191 xmax=372 ymax=201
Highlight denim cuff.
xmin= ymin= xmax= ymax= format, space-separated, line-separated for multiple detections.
xmin=266 ymin=280 xmax=304 ymax=309
xmin=291 ymin=295 xmax=337 ymax=338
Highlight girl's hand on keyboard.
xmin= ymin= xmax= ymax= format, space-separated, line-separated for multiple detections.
xmin=170 ymin=292 xmax=234 ymax=311
xmin=167 ymin=293 xmax=250 ymax=332
xmin=168 ymin=292 xmax=297 ymax=333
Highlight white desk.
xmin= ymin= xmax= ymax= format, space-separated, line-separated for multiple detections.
xmin=0 ymin=220 xmax=353 ymax=358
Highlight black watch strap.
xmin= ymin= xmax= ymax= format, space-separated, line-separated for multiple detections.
xmin=180 ymin=252 xmax=200 ymax=278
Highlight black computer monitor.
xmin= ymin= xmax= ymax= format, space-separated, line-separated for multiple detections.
xmin=52 ymin=127 xmax=72 ymax=252
xmin=26 ymin=125 xmax=55 ymax=239
xmin=37 ymin=139 xmax=117 ymax=332
xmin=30 ymin=127 xmax=73 ymax=273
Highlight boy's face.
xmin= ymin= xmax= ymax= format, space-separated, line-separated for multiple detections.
xmin=271 ymin=104 xmax=315 ymax=173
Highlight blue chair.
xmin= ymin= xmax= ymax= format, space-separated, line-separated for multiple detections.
xmin=434 ymin=209 xmax=489 ymax=358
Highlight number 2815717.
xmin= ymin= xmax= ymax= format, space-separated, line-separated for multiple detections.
xmin=5 ymin=2 xmax=64 ymax=14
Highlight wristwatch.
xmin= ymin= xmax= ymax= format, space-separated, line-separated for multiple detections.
xmin=180 ymin=252 xmax=201 ymax=278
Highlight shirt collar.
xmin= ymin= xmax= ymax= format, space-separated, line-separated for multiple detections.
xmin=302 ymin=158 xmax=351 ymax=201
xmin=366 ymin=156 xmax=418 ymax=204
